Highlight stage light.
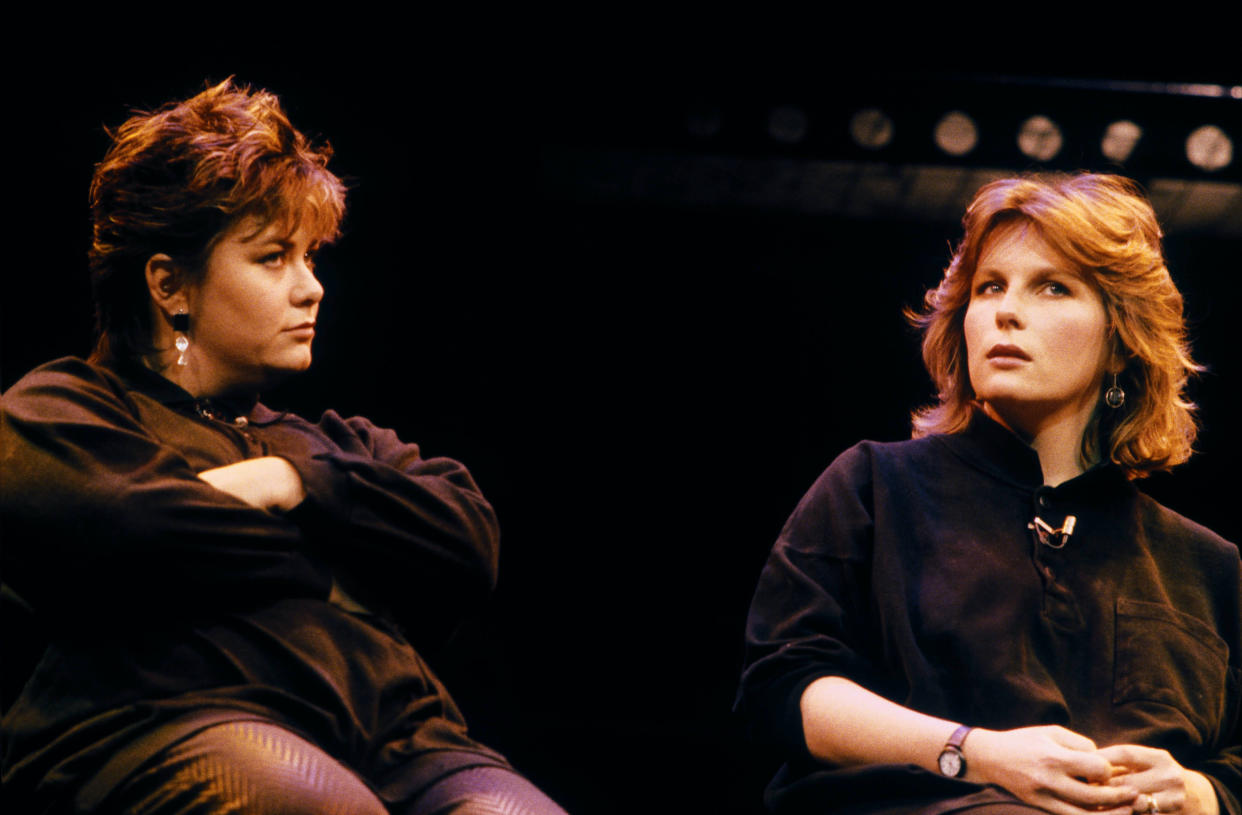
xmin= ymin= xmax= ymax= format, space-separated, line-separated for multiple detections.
xmin=1101 ymin=120 xmax=1142 ymax=163
xmin=849 ymin=108 xmax=895 ymax=150
xmin=768 ymin=105 xmax=809 ymax=144
xmin=933 ymin=111 xmax=978 ymax=157
xmin=1185 ymin=124 xmax=1233 ymax=171
xmin=1017 ymin=115 xmax=1063 ymax=161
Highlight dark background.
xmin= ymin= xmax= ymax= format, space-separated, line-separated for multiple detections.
xmin=3 ymin=33 xmax=1239 ymax=814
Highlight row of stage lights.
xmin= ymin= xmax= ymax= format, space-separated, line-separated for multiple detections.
xmin=686 ymin=101 xmax=1237 ymax=174
xmin=856 ymin=107 xmax=1232 ymax=172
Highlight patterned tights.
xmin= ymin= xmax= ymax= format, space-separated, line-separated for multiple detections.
xmin=103 ymin=721 xmax=568 ymax=815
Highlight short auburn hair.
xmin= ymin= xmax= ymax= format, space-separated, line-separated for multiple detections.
xmin=908 ymin=173 xmax=1201 ymax=479
xmin=88 ymin=78 xmax=346 ymax=362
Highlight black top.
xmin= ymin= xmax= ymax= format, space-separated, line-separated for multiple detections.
xmin=738 ymin=413 xmax=1242 ymax=815
xmin=0 ymin=357 xmax=507 ymax=807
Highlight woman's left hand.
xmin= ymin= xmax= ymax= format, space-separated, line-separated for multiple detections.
xmin=1097 ymin=745 xmax=1219 ymax=815
xmin=198 ymin=457 xmax=306 ymax=512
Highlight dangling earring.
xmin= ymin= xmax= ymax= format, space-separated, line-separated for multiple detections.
xmin=1104 ymin=373 xmax=1125 ymax=409
xmin=173 ymin=309 xmax=190 ymax=366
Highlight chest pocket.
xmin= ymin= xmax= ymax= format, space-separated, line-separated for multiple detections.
xmin=1113 ymin=598 xmax=1228 ymax=743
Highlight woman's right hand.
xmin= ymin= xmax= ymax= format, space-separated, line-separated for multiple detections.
xmin=965 ymin=726 xmax=1139 ymax=815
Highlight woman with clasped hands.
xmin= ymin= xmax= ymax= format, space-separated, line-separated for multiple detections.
xmin=738 ymin=174 xmax=1239 ymax=815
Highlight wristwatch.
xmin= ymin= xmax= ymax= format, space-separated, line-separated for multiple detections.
xmin=937 ymin=724 xmax=973 ymax=778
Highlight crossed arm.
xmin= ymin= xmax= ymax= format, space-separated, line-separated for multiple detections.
xmin=1 ymin=361 xmax=498 ymax=634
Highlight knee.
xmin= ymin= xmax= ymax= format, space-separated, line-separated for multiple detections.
xmin=411 ymin=767 xmax=569 ymax=815
xmin=109 ymin=720 xmax=387 ymax=815
xmin=447 ymin=796 xmax=513 ymax=815
xmin=448 ymin=794 xmax=560 ymax=815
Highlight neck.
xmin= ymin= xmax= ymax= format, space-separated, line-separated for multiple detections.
xmin=140 ymin=347 xmax=250 ymax=400
xmin=982 ymin=401 xmax=1098 ymax=486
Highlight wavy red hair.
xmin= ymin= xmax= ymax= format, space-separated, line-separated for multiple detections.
xmin=908 ymin=173 xmax=1201 ymax=478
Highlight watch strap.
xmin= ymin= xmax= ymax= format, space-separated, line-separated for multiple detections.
xmin=945 ymin=724 xmax=973 ymax=751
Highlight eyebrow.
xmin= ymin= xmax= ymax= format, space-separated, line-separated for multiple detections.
xmin=973 ymin=262 xmax=1075 ymax=278
xmin=249 ymin=237 xmax=293 ymax=250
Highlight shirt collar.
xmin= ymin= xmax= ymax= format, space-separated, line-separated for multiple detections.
xmin=934 ymin=408 xmax=1129 ymax=497
xmin=108 ymin=356 xmax=280 ymax=425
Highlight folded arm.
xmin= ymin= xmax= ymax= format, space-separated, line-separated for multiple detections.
xmin=0 ymin=361 xmax=332 ymax=617
xmin=266 ymin=410 xmax=501 ymax=642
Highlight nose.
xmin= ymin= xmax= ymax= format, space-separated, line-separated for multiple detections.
xmin=291 ymin=257 xmax=324 ymax=306
xmin=994 ymin=289 xmax=1023 ymax=329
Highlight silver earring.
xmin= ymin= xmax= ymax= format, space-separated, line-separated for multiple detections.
xmin=173 ymin=310 xmax=190 ymax=366
xmin=1104 ymin=373 xmax=1125 ymax=409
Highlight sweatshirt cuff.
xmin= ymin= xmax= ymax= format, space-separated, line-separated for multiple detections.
xmin=279 ymin=452 xmax=351 ymax=528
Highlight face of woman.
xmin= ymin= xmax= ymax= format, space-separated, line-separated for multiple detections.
xmin=183 ymin=217 xmax=324 ymax=394
xmin=963 ymin=222 xmax=1113 ymax=438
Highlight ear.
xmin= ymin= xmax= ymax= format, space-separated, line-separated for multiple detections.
xmin=1104 ymin=326 xmax=1128 ymax=376
xmin=145 ymin=254 xmax=188 ymax=319
xmin=1105 ymin=347 xmax=1132 ymax=379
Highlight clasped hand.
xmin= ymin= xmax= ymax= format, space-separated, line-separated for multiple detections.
xmin=198 ymin=456 xmax=307 ymax=511
xmin=966 ymin=726 xmax=1216 ymax=815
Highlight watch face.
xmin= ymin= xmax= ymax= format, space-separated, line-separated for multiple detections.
xmin=939 ymin=750 xmax=963 ymax=777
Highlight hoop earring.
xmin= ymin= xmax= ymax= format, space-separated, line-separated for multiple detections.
xmin=1104 ymin=373 xmax=1125 ymax=409
xmin=173 ymin=309 xmax=190 ymax=367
